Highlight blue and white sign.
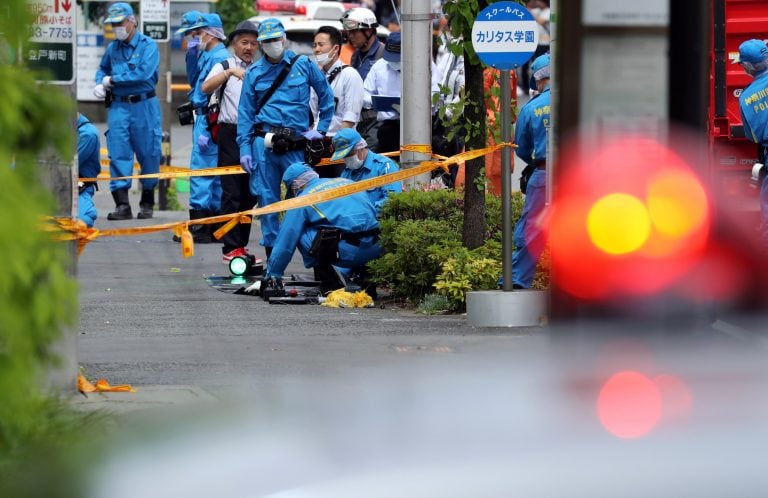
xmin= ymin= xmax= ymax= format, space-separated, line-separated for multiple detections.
xmin=471 ymin=2 xmax=538 ymax=70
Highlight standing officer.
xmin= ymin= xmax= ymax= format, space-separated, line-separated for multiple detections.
xmin=340 ymin=7 xmax=383 ymax=150
xmin=510 ymin=53 xmax=551 ymax=289
xmin=94 ymin=2 xmax=161 ymax=220
xmin=202 ymin=20 xmax=261 ymax=263
xmin=362 ymin=32 xmax=403 ymax=153
xmin=183 ymin=13 xmax=229 ymax=243
xmin=263 ymin=163 xmax=381 ymax=295
xmin=237 ymin=18 xmax=335 ymax=260
xmin=77 ymin=113 xmax=100 ymax=228
xmin=310 ymin=25 xmax=365 ymax=176
xmin=331 ymin=127 xmax=401 ymax=212
xmin=175 ymin=11 xmax=207 ymax=87
xmin=735 ymin=39 xmax=768 ymax=248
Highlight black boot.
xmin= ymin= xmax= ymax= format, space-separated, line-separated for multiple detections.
xmin=313 ymin=263 xmax=346 ymax=295
xmin=137 ymin=189 xmax=154 ymax=219
xmin=107 ymin=188 xmax=133 ymax=220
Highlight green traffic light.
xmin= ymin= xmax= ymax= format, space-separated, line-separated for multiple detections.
xmin=229 ymin=256 xmax=249 ymax=276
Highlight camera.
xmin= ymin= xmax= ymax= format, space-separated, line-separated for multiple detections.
xmin=176 ymin=102 xmax=194 ymax=126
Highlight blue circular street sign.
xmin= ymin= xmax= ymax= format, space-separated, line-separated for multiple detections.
xmin=471 ymin=2 xmax=539 ymax=70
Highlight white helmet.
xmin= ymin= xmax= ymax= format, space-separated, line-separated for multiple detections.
xmin=340 ymin=7 xmax=378 ymax=30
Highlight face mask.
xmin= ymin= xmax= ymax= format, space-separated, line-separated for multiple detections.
xmin=315 ymin=48 xmax=335 ymax=68
xmin=114 ymin=26 xmax=130 ymax=41
xmin=387 ymin=61 xmax=401 ymax=72
xmin=262 ymin=40 xmax=284 ymax=59
xmin=187 ymin=35 xmax=200 ymax=49
xmin=344 ymin=153 xmax=364 ymax=171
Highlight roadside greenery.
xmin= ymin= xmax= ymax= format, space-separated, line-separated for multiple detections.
xmin=215 ymin=0 xmax=257 ymax=35
xmin=371 ymin=189 xmax=548 ymax=311
xmin=1 ymin=1 xmax=106 ymax=496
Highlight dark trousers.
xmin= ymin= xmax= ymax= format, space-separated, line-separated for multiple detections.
xmin=376 ymin=119 xmax=400 ymax=154
xmin=218 ymin=123 xmax=257 ymax=253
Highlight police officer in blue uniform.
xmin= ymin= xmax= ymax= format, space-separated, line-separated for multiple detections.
xmin=184 ymin=13 xmax=229 ymax=243
xmin=175 ymin=11 xmax=207 ymax=87
xmin=77 ymin=113 xmax=100 ymax=228
xmin=736 ymin=39 xmax=768 ymax=248
xmin=331 ymin=127 xmax=402 ymax=212
xmin=237 ymin=18 xmax=335 ymax=259
xmin=263 ymin=163 xmax=381 ymax=294
xmin=94 ymin=2 xmax=161 ymax=221
xmin=511 ymin=53 xmax=551 ymax=289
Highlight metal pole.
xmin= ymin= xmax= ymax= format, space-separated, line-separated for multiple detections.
xmin=400 ymin=0 xmax=433 ymax=186
xmin=547 ymin=0 xmax=557 ymax=205
xmin=501 ymin=70 xmax=513 ymax=291
xmin=157 ymin=40 xmax=172 ymax=210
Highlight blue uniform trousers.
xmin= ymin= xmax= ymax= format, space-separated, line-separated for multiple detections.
xmin=190 ymin=115 xmax=222 ymax=212
xmin=512 ymin=168 xmax=547 ymax=288
xmin=106 ymin=99 xmax=161 ymax=191
xmin=78 ymin=186 xmax=97 ymax=228
xmin=251 ymin=136 xmax=304 ymax=248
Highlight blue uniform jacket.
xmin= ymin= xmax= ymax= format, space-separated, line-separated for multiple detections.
xmin=185 ymin=47 xmax=201 ymax=87
xmin=340 ymin=151 xmax=402 ymax=211
xmin=237 ymin=50 xmax=335 ymax=157
xmin=95 ymin=32 xmax=158 ymax=96
xmin=351 ymin=38 xmax=382 ymax=81
xmin=739 ymin=70 xmax=768 ymax=146
xmin=266 ymin=177 xmax=380 ymax=278
xmin=77 ymin=114 xmax=101 ymax=180
xmin=190 ymin=43 xmax=229 ymax=108
xmin=514 ymin=86 xmax=550 ymax=165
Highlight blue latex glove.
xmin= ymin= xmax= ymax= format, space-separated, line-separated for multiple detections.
xmin=240 ymin=154 xmax=253 ymax=173
xmin=302 ymin=129 xmax=324 ymax=141
xmin=197 ymin=134 xmax=209 ymax=151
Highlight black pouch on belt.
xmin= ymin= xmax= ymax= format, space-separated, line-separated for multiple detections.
xmin=104 ymin=90 xmax=113 ymax=109
xmin=309 ymin=228 xmax=341 ymax=263
xmin=519 ymin=163 xmax=536 ymax=194
xmin=176 ymin=102 xmax=194 ymax=126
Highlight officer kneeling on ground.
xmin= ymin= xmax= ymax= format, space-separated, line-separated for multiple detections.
xmin=262 ymin=163 xmax=381 ymax=296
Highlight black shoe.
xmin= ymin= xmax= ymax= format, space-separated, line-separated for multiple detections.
xmin=137 ymin=189 xmax=154 ymax=219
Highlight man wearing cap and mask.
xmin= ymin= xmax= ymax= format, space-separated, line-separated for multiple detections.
xmin=506 ymin=52 xmax=551 ymax=290
xmin=262 ymin=163 xmax=381 ymax=295
xmin=94 ymin=2 xmax=161 ymax=221
xmin=310 ymin=25 xmax=365 ymax=177
xmin=175 ymin=11 xmax=207 ymax=88
xmin=201 ymin=20 xmax=261 ymax=263
xmin=178 ymin=13 xmax=229 ymax=244
xmin=363 ymin=32 xmax=442 ymax=154
xmin=735 ymin=39 xmax=768 ymax=248
xmin=237 ymin=18 xmax=334 ymax=261
xmin=331 ymin=127 xmax=401 ymax=212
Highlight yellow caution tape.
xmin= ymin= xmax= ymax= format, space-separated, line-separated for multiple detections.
xmin=54 ymin=143 xmax=514 ymax=257
xmin=80 ymin=165 xmax=245 ymax=183
xmin=77 ymin=373 xmax=136 ymax=393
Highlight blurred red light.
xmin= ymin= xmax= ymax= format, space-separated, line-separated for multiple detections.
xmin=597 ymin=371 xmax=662 ymax=439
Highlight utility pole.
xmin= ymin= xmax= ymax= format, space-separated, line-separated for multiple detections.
xmin=158 ymin=41 xmax=172 ymax=210
xmin=400 ymin=0 xmax=434 ymax=186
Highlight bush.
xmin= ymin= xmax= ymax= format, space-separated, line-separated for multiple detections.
xmin=370 ymin=188 xmax=547 ymax=305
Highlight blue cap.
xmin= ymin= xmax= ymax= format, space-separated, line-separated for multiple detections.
xmin=382 ymin=32 xmax=401 ymax=62
xmin=734 ymin=39 xmax=768 ymax=64
xmin=203 ymin=13 xmax=224 ymax=30
xmin=105 ymin=2 xmax=133 ymax=24
xmin=283 ymin=163 xmax=312 ymax=186
xmin=331 ymin=128 xmax=363 ymax=161
xmin=529 ymin=52 xmax=551 ymax=91
xmin=175 ymin=11 xmax=206 ymax=35
xmin=258 ymin=18 xmax=286 ymax=41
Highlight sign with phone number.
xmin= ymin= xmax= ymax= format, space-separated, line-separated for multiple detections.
xmin=26 ymin=0 xmax=76 ymax=84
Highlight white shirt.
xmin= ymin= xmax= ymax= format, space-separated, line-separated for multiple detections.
xmin=204 ymin=55 xmax=250 ymax=124
xmin=310 ymin=59 xmax=365 ymax=136
xmin=363 ymin=58 xmax=442 ymax=122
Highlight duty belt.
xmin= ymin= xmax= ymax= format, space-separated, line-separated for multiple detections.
xmin=535 ymin=160 xmax=546 ymax=170
xmin=252 ymin=126 xmax=297 ymax=138
xmin=341 ymin=228 xmax=380 ymax=246
xmin=118 ymin=91 xmax=156 ymax=103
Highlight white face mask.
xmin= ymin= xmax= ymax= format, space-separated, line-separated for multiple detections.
xmin=314 ymin=48 xmax=335 ymax=68
xmin=344 ymin=153 xmax=364 ymax=171
xmin=114 ymin=26 xmax=130 ymax=41
xmin=262 ymin=40 xmax=284 ymax=59
xmin=387 ymin=60 xmax=401 ymax=72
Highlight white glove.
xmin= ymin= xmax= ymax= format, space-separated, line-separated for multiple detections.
xmin=102 ymin=76 xmax=112 ymax=89
xmin=93 ymin=84 xmax=106 ymax=99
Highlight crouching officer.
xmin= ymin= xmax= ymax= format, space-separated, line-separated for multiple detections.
xmin=77 ymin=113 xmax=100 ymax=227
xmin=262 ymin=163 xmax=381 ymax=295
xmin=94 ymin=2 xmax=161 ymax=220
xmin=331 ymin=127 xmax=402 ymax=212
